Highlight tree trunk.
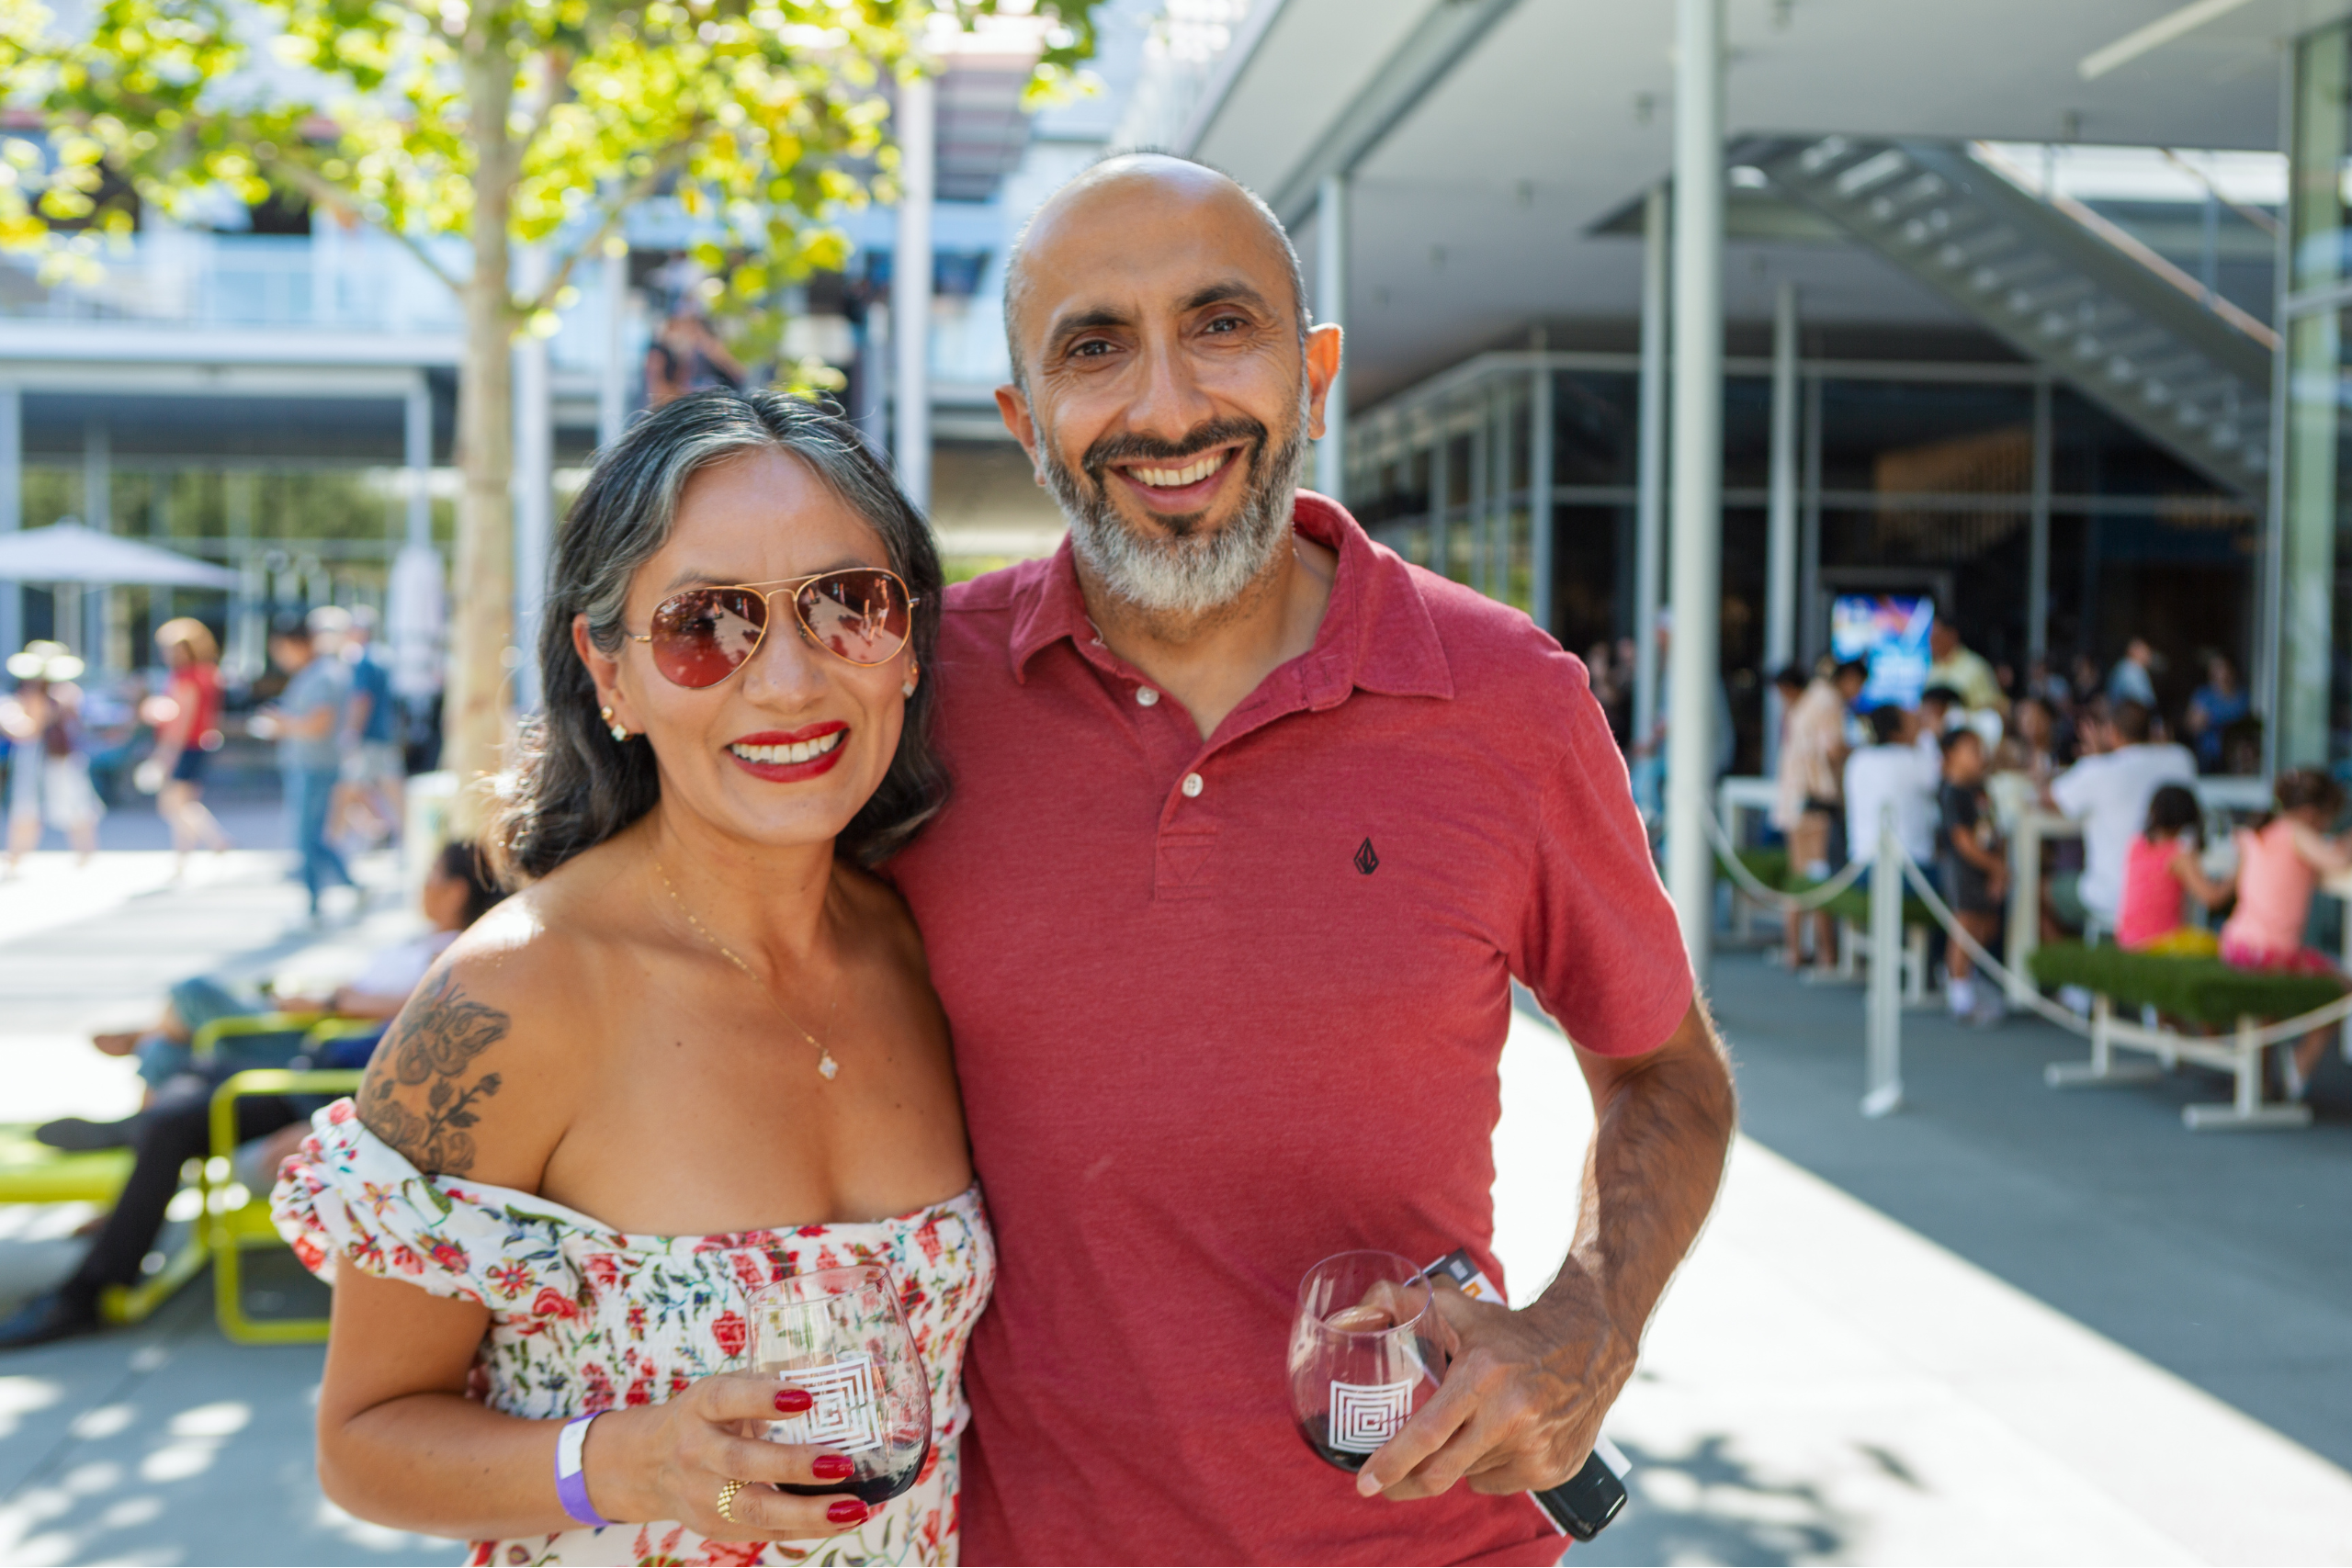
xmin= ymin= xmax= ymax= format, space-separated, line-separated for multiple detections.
xmin=445 ymin=28 xmax=519 ymax=830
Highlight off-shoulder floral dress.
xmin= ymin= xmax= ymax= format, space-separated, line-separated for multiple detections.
xmin=272 ymin=1100 xmax=995 ymax=1567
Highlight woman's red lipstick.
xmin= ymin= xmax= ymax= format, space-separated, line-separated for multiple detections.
xmin=725 ymin=721 xmax=849 ymax=784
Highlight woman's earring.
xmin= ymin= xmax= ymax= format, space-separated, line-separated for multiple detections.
xmin=600 ymin=705 xmax=628 ymax=742
xmin=901 ymin=662 xmax=919 ymax=700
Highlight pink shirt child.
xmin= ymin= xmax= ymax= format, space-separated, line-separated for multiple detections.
xmin=2117 ymin=833 xmax=2194 ymax=949
xmin=2220 ymin=818 xmax=2352 ymax=964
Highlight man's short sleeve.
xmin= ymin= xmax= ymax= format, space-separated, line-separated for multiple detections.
xmin=1515 ymin=668 xmax=1691 ymax=1057
xmin=2051 ymin=760 xmax=2097 ymax=818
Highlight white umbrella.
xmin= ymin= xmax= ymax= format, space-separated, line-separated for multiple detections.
xmin=0 ymin=523 xmax=239 ymax=590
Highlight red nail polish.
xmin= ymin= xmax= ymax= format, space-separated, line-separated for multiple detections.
xmin=811 ymin=1454 xmax=854 ymax=1481
xmin=775 ymin=1387 xmax=813 ymax=1414
xmin=827 ymin=1499 xmax=867 ymax=1525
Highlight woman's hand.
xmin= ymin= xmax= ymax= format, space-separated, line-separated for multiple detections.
xmin=592 ymin=1373 xmax=876 ymax=1540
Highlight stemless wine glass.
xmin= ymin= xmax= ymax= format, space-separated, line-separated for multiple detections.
xmin=1288 ymin=1250 xmax=1441 ymax=1472
xmin=748 ymin=1265 xmax=933 ymax=1506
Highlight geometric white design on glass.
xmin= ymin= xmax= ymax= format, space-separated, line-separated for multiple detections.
xmin=774 ymin=1353 xmax=881 ymax=1452
xmin=1328 ymin=1379 xmax=1414 ymax=1452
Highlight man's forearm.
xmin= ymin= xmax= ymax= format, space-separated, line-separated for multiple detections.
xmin=1541 ymin=1001 xmax=1736 ymax=1359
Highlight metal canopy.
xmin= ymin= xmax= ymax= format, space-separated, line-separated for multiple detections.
xmin=0 ymin=524 xmax=238 ymax=588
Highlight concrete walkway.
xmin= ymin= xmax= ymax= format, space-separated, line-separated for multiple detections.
xmin=2 ymin=860 xmax=2349 ymax=1563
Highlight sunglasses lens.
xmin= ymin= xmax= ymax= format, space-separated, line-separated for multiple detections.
xmin=797 ymin=570 xmax=911 ymax=666
xmin=650 ymin=589 xmax=767 ymax=688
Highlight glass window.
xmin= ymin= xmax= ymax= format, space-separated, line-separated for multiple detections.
xmin=1551 ymin=372 xmax=1637 ymax=487
xmin=1817 ymin=379 xmax=2034 ymax=496
xmin=2050 ymin=389 xmax=2229 ymax=499
xmin=1722 ymin=378 xmax=1772 ymax=491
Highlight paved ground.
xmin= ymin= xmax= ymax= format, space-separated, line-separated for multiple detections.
xmin=1 ymin=858 xmax=2348 ymax=1563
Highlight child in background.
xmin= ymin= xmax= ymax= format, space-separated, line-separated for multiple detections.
xmin=1939 ymin=728 xmax=2007 ymax=1026
xmin=2220 ymin=768 xmax=2352 ymax=1100
xmin=2116 ymin=784 xmax=2233 ymax=956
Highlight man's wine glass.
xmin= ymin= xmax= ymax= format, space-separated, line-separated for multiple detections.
xmin=1288 ymin=1250 xmax=1440 ymax=1472
xmin=748 ymin=1265 xmax=933 ymax=1506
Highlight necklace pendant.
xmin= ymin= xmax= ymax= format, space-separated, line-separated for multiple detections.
xmin=819 ymin=1050 xmax=839 ymax=1080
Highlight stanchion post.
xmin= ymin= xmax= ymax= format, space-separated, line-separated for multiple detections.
xmin=1864 ymin=803 xmax=1904 ymax=1117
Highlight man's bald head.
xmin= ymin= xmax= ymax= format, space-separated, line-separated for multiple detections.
xmin=1001 ymin=152 xmax=1307 ymax=390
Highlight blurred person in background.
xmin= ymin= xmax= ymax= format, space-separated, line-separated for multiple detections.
xmin=2183 ymin=653 xmax=2250 ymax=775
xmin=2115 ymin=784 xmax=2232 ymax=958
xmin=1927 ymin=616 xmax=2007 ymax=718
xmin=2220 ymin=769 xmax=2352 ymax=1100
xmin=253 ymin=615 xmax=355 ymax=920
xmin=2047 ymin=699 xmax=2194 ymax=939
xmin=1772 ymin=659 xmax=1865 ymax=974
xmin=0 ymin=840 xmax=502 ymax=1348
xmin=1938 ymin=728 xmax=2007 ymax=1026
xmin=2 ymin=642 xmax=102 ymax=874
xmin=1844 ymin=704 xmax=1940 ymax=874
xmin=332 ymin=605 xmax=402 ymax=854
xmin=644 ymin=305 xmax=745 ymax=407
xmin=2004 ymin=694 xmax=2063 ymax=785
xmin=2107 ymin=637 xmax=2159 ymax=710
xmin=145 ymin=617 xmax=231 ymax=872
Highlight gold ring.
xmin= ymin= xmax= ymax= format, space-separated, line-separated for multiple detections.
xmin=717 ymin=1478 xmax=746 ymax=1525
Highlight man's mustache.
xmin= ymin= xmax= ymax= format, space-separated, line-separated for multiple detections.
xmin=1080 ymin=418 xmax=1269 ymax=484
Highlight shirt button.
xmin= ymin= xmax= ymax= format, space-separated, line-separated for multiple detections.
xmin=1136 ymin=687 xmax=1159 ymax=707
xmin=1181 ymin=773 xmax=1204 ymax=798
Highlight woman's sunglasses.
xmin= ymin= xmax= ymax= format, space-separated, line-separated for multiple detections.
xmin=630 ymin=568 xmax=918 ymax=690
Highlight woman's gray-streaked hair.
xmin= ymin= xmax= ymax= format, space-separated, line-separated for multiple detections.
xmin=492 ymin=389 xmax=948 ymax=883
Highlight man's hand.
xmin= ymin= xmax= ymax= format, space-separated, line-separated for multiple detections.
xmin=1354 ymin=1272 xmax=1631 ymax=1500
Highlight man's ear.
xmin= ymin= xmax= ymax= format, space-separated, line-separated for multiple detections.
xmin=1304 ymin=322 xmax=1343 ymax=442
xmin=995 ymin=384 xmax=1045 ymax=484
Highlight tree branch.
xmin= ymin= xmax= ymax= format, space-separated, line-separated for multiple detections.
xmin=255 ymin=146 xmax=466 ymax=296
xmin=528 ymin=130 xmax=701 ymax=314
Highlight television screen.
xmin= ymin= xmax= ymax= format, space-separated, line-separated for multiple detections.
xmin=1831 ymin=594 xmax=1934 ymax=711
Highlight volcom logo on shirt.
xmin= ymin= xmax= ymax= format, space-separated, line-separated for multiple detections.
xmin=1354 ymin=838 xmax=1380 ymax=875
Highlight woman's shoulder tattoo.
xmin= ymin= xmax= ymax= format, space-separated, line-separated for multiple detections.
xmin=357 ymin=969 xmax=511 ymax=1175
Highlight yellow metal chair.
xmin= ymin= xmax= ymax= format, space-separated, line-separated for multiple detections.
xmin=207 ymin=1016 xmax=379 ymax=1344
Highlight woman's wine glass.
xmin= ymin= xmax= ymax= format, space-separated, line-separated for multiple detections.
xmin=1288 ymin=1250 xmax=1440 ymax=1472
xmin=748 ymin=1265 xmax=933 ymax=1506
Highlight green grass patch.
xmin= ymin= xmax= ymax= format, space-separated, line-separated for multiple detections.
xmin=2026 ymin=942 xmax=2344 ymax=1025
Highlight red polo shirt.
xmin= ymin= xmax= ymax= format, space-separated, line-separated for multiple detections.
xmin=888 ymin=494 xmax=1690 ymax=1566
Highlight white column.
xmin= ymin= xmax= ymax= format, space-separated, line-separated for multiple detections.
xmin=1315 ymin=172 xmax=1350 ymax=502
xmin=600 ymin=246 xmax=629 ymax=453
xmin=514 ymin=246 xmax=553 ymax=712
xmin=0 ymin=384 xmax=17 ymax=660
xmin=893 ymin=69 xmax=935 ymax=513
xmin=82 ymin=421 xmax=110 ymax=665
xmin=1665 ymin=0 xmax=1724 ymax=975
xmin=1763 ymin=281 xmax=1799 ymax=772
xmin=405 ymin=376 xmax=434 ymax=552
xmin=1529 ymin=361 xmax=1555 ymax=635
xmin=1633 ymin=184 xmax=1668 ymax=760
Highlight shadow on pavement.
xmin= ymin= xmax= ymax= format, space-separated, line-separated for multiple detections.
xmin=1573 ymin=1432 xmax=1847 ymax=1567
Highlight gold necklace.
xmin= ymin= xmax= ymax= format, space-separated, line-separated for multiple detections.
xmin=653 ymin=859 xmax=841 ymax=1080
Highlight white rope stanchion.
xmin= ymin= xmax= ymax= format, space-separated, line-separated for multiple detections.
xmin=1702 ymin=809 xmax=1869 ymax=911
xmin=1863 ymin=804 xmax=1904 ymax=1118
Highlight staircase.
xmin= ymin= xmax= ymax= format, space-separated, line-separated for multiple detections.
xmin=1750 ymin=136 xmax=2274 ymax=499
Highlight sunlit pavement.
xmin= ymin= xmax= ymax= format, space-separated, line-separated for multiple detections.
xmin=5 ymin=863 xmax=2352 ymax=1563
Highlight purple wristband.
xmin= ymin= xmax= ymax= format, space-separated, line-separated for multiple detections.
xmin=555 ymin=1412 xmax=612 ymax=1529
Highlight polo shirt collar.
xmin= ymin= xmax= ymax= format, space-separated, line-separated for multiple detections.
xmin=1005 ymin=491 xmax=1455 ymax=705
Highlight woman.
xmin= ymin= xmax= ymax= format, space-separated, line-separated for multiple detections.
xmin=2183 ymin=653 xmax=2250 ymax=775
xmin=149 ymin=617 xmax=232 ymax=869
xmin=272 ymin=390 xmax=986 ymax=1564
xmin=3 ymin=643 xmax=102 ymax=873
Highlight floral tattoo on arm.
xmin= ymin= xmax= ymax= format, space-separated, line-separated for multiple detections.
xmin=357 ymin=970 xmax=511 ymax=1174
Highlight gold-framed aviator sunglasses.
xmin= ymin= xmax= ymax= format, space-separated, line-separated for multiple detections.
xmin=629 ymin=568 xmax=919 ymax=689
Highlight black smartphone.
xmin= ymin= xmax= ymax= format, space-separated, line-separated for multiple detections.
xmin=1424 ymin=1249 xmax=1631 ymax=1542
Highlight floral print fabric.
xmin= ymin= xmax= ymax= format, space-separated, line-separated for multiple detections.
xmin=272 ymin=1100 xmax=995 ymax=1566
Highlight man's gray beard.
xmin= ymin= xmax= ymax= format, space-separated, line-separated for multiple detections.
xmin=1041 ymin=416 xmax=1306 ymax=621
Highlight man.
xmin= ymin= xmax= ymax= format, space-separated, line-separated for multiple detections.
xmin=331 ymin=605 xmax=402 ymax=852
xmin=2050 ymin=698 xmax=2195 ymax=934
xmin=257 ymin=615 xmax=353 ymax=919
xmin=1937 ymin=727 xmax=2007 ymax=1027
xmin=2107 ymin=636 xmax=2159 ymax=711
xmin=887 ymin=153 xmax=1737 ymax=1566
xmin=1770 ymin=659 xmax=1865 ymax=973
xmin=1843 ymin=705 xmax=1941 ymax=872
xmin=1926 ymin=615 xmax=2007 ymax=718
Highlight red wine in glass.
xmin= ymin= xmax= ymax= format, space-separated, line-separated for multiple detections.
xmin=749 ymin=1265 xmax=934 ymax=1510
xmin=1288 ymin=1250 xmax=1440 ymax=1474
